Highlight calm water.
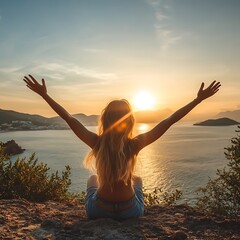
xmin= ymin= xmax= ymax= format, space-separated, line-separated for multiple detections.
xmin=0 ymin=123 xmax=237 ymax=203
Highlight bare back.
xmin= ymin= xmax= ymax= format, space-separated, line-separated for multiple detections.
xmin=97 ymin=180 xmax=135 ymax=202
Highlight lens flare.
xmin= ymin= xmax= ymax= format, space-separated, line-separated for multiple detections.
xmin=133 ymin=91 xmax=155 ymax=111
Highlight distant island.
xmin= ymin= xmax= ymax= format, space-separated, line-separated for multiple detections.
xmin=194 ymin=117 xmax=240 ymax=126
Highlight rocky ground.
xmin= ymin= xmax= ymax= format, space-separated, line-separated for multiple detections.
xmin=0 ymin=199 xmax=239 ymax=240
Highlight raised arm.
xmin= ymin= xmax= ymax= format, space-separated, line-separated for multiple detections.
xmin=134 ymin=81 xmax=221 ymax=152
xmin=23 ymin=75 xmax=98 ymax=148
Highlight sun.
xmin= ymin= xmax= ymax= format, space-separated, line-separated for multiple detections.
xmin=133 ymin=91 xmax=155 ymax=111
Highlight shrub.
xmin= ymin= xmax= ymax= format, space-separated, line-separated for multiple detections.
xmin=197 ymin=126 xmax=240 ymax=217
xmin=143 ymin=187 xmax=182 ymax=206
xmin=0 ymin=147 xmax=75 ymax=202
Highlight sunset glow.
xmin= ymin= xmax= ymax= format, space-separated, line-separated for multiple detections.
xmin=133 ymin=91 xmax=155 ymax=111
xmin=0 ymin=0 xmax=239 ymax=119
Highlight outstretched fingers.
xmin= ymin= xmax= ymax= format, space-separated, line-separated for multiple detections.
xmin=208 ymin=80 xmax=216 ymax=89
xmin=23 ymin=77 xmax=35 ymax=90
xmin=23 ymin=74 xmax=47 ymax=96
xmin=23 ymin=75 xmax=34 ymax=84
xmin=23 ymin=75 xmax=42 ymax=89
xmin=197 ymin=80 xmax=221 ymax=101
xmin=28 ymin=74 xmax=39 ymax=84
xmin=42 ymin=78 xmax=46 ymax=88
xmin=213 ymin=88 xmax=220 ymax=94
xmin=208 ymin=82 xmax=221 ymax=96
xmin=23 ymin=76 xmax=34 ymax=87
xmin=199 ymin=82 xmax=204 ymax=92
xmin=211 ymin=82 xmax=221 ymax=92
xmin=23 ymin=75 xmax=38 ymax=93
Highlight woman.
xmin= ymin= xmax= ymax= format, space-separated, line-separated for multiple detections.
xmin=23 ymin=75 xmax=221 ymax=220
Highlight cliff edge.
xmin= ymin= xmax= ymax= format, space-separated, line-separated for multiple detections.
xmin=0 ymin=199 xmax=239 ymax=240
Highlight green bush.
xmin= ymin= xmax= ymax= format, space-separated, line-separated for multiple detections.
xmin=143 ymin=187 xmax=182 ymax=206
xmin=197 ymin=126 xmax=240 ymax=217
xmin=0 ymin=147 xmax=75 ymax=202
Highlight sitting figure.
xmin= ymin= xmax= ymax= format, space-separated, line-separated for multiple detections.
xmin=23 ymin=75 xmax=220 ymax=220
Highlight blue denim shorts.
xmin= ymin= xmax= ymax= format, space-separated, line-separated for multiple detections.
xmin=85 ymin=186 xmax=144 ymax=220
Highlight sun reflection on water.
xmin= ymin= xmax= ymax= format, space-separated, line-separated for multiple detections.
xmin=137 ymin=123 xmax=150 ymax=132
xmin=136 ymin=145 xmax=169 ymax=193
xmin=135 ymin=123 xmax=169 ymax=193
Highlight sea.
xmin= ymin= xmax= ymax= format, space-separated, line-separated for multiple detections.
xmin=0 ymin=122 xmax=238 ymax=204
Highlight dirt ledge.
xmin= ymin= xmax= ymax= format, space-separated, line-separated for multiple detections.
xmin=0 ymin=199 xmax=239 ymax=240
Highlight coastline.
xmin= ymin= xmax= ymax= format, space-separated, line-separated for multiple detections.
xmin=0 ymin=126 xmax=97 ymax=133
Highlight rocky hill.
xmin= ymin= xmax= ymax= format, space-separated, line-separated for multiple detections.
xmin=0 ymin=109 xmax=49 ymax=126
xmin=50 ymin=113 xmax=99 ymax=126
xmin=0 ymin=109 xmax=98 ymax=127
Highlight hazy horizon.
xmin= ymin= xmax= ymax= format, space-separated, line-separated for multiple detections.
xmin=0 ymin=0 xmax=239 ymax=118
xmin=1 ymin=106 xmax=239 ymax=123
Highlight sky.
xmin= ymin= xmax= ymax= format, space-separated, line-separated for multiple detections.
xmin=0 ymin=0 xmax=239 ymax=119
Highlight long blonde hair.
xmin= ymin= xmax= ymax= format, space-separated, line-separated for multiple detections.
xmin=84 ymin=99 xmax=137 ymax=190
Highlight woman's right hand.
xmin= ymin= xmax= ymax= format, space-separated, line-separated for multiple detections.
xmin=196 ymin=80 xmax=221 ymax=102
xmin=23 ymin=75 xmax=47 ymax=97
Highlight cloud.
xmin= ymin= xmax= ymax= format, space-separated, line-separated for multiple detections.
xmin=0 ymin=67 xmax=25 ymax=73
xmin=147 ymin=0 xmax=182 ymax=50
xmin=0 ymin=67 xmax=25 ymax=84
xmin=14 ymin=62 xmax=117 ymax=82
xmin=82 ymin=48 xmax=106 ymax=53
